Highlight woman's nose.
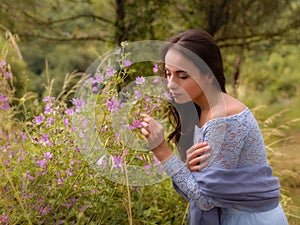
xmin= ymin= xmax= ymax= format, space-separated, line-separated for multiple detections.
xmin=167 ymin=76 xmax=178 ymax=90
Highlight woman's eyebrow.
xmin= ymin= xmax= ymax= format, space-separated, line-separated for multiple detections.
xmin=174 ymin=69 xmax=189 ymax=75
xmin=165 ymin=66 xmax=189 ymax=74
xmin=165 ymin=67 xmax=186 ymax=72
xmin=175 ymin=70 xmax=187 ymax=73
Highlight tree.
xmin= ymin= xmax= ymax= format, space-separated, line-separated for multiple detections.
xmin=1 ymin=0 xmax=299 ymax=46
xmin=167 ymin=0 xmax=300 ymax=94
xmin=0 ymin=0 xmax=114 ymax=42
xmin=0 ymin=0 xmax=299 ymax=96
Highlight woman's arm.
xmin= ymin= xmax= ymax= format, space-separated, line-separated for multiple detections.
xmin=163 ymin=154 xmax=214 ymax=210
xmin=141 ymin=114 xmax=214 ymax=210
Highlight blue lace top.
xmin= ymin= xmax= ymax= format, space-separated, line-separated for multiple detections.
xmin=163 ymin=108 xmax=269 ymax=210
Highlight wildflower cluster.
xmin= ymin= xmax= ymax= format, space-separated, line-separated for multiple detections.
xmin=0 ymin=58 xmax=16 ymax=165
xmin=0 ymin=93 xmax=101 ymax=223
xmin=0 ymin=60 xmax=30 ymax=223
xmin=72 ymin=41 xmax=172 ymax=185
xmin=0 ymin=60 xmax=13 ymax=111
xmin=0 ymin=40 xmax=188 ymax=224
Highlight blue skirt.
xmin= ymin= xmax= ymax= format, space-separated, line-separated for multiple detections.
xmin=223 ymin=203 xmax=288 ymax=225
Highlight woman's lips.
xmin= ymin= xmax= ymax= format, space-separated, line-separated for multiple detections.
xmin=171 ymin=92 xmax=182 ymax=97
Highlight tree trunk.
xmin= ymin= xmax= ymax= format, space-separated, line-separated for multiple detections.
xmin=114 ymin=0 xmax=127 ymax=45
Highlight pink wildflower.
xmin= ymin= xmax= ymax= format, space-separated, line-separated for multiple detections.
xmin=34 ymin=114 xmax=45 ymax=125
xmin=153 ymin=64 xmax=159 ymax=73
xmin=113 ymin=155 xmax=123 ymax=168
xmin=144 ymin=163 xmax=151 ymax=169
xmin=105 ymin=66 xmax=116 ymax=77
xmin=153 ymin=77 xmax=160 ymax=83
xmin=123 ymin=59 xmax=132 ymax=67
xmin=38 ymin=158 xmax=46 ymax=168
xmin=134 ymin=90 xmax=142 ymax=99
xmin=128 ymin=119 xmax=142 ymax=130
xmin=44 ymin=152 xmax=53 ymax=159
xmin=0 ymin=96 xmax=10 ymax=110
xmin=106 ymin=99 xmax=119 ymax=111
xmin=91 ymin=75 xmax=104 ymax=84
xmin=65 ymin=108 xmax=73 ymax=116
xmin=93 ymin=86 xmax=99 ymax=92
xmin=5 ymin=71 xmax=12 ymax=79
xmin=64 ymin=118 xmax=69 ymax=126
xmin=135 ymin=76 xmax=145 ymax=85
xmin=71 ymin=98 xmax=85 ymax=112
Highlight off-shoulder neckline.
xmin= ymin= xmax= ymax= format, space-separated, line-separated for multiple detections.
xmin=195 ymin=107 xmax=250 ymax=130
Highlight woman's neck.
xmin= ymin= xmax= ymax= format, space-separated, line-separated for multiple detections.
xmin=197 ymin=91 xmax=227 ymax=126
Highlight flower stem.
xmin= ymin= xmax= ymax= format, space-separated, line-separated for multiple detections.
xmin=122 ymin=152 xmax=133 ymax=225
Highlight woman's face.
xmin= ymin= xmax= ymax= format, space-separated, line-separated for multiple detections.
xmin=164 ymin=48 xmax=208 ymax=105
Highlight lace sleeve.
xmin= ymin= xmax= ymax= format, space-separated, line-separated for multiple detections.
xmin=163 ymin=155 xmax=214 ymax=210
xmin=200 ymin=119 xmax=245 ymax=169
xmin=199 ymin=109 xmax=268 ymax=169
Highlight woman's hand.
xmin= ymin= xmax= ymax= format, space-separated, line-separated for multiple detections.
xmin=140 ymin=114 xmax=165 ymax=150
xmin=186 ymin=142 xmax=211 ymax=172
xmin=140 ymin=114 xmax=173 ymax=163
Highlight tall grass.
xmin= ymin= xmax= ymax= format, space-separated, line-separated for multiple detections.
xmin=0 ymin=35 xmax=189 ymax=224
xmin=252 ymin=106 xmax=300 ymax=224
xmin=1 ymin=33 xmax=300 ymax=224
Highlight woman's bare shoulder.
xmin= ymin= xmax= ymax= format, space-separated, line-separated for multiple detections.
xmin=224 ymin=93 xmax=247 ymax=116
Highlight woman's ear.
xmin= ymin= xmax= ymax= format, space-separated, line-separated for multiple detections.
xmin=206 ymin=73 xmax=215 ymax=84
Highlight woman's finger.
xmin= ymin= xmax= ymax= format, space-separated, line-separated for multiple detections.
xmin=188 ymin=153 xmax=211 ymax=166
xmin=186 ymin=143 xmax=209 ymax=169
xmin=193 ymin=145 xmax=211 ymax=156
xmin=186 ymin=145 xmax=195 ymax=154
xmin=141 ymin=121 xmax=150 ymax=130
xmin=186 ymin=142 xmax=208 ymax=155
xmin=194 ymin=142 xmax=209 ymax=150
xmin=186 ymin=143 xmax=211 ymax=171
xmin=141 ymin=128 xmax=150 ymax=138
xmin=189 ymin=161 xmax=209 ymax=172
xmin=141 ymin=114 xmax=151 ymax=122
xmin=186 ymin=145 xmax=210 ymax=165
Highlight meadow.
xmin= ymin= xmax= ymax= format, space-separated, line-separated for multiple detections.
xmin=1 ymin=37 xmax=300 ymax=225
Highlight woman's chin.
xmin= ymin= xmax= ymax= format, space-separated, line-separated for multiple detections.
xmin=172 ymin=97 xmax=189 ymax=104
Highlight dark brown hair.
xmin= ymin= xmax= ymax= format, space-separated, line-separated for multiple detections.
xmin=161 ymin=29 xmax=227 ymax=160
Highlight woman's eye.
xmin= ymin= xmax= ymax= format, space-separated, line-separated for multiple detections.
xmin=164 ymin=69 xmax=188 ymax=79
xmin=179 ymin=73 xmax=188 ymax=79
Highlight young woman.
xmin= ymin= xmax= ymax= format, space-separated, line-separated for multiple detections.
xmin=140 ymin=29 xmax=288 ymax=225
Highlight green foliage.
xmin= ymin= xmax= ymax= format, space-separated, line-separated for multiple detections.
xmin=1 ymin=1 xmax=300 ymax=223
xmin=1 ymin=0 xmax=300 ymax=100
xmin=1 ymin=37 xmax=300 ymax=224
xmin=0 ymin=38 xmax=189 ymax=225
xmin=237 ymin=44 xmax=300 ymax=105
